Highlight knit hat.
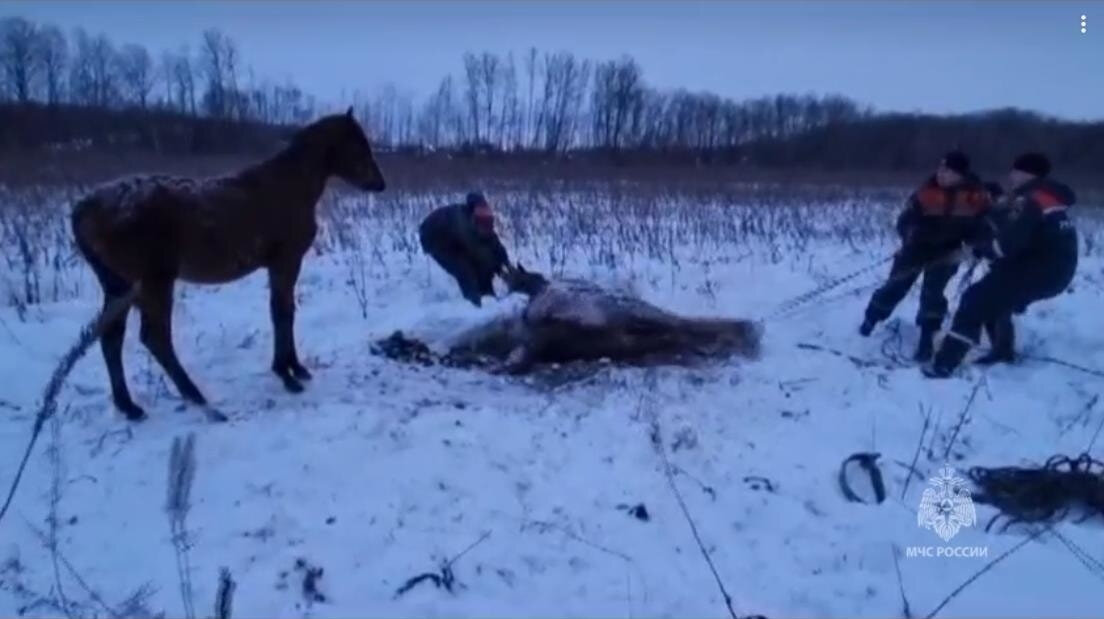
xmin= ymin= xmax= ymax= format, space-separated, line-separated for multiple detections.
xmin=941 ymin=150 xmax=971 ymax=175
xmin=1012 ymin=152 xmax=1051 ymax=177
xmin=466 ymin=191 xmax=487 ymax=207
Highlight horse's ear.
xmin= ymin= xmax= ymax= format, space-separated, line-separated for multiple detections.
xmin=346 ymin=106 xmax=354 ymax=118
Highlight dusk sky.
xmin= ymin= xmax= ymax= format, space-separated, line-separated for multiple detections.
xmin=5 ymin=0 xmax=1101 ymax=120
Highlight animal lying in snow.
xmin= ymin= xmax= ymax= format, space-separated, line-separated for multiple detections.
xmin=447 ymin=263 xmax=763 ymax=374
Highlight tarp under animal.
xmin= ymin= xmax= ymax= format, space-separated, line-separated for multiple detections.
xmin=448 ymin=265 xmax=763 ymax=374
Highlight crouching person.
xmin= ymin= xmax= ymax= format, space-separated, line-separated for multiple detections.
xmin=419 ymin=191 xmax=510 ymax=307
xmin=923 ymin=153 xmax=1078 ymax=378
xmin=860 ymin=151 xmax=992 ymax=361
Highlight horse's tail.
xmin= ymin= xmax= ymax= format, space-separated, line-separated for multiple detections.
xmin=679 ymin=317 xmax=764 ymax=359
xmin=71 ymin=196 xmax=131 ymax=298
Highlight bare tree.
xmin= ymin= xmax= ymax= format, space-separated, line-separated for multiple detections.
xmin=541 ymin=51 xmax=590 ymax=153
xmin=68 ymin=28 xmax=118 ymax=107
xmin=88 ymin=32 xmax=118 ymax=107
xmin=249 ymin=75 xmax=273 ymax=123
xmin=524 ymin=47 xmax=538 ymax=149
xmin=419 ymin=75 xmax=453 ymax=148
xmin=67 ymin=28 xmax=94 ymax=105
xmin=592 ymin=57 xmax=646 ymax=149
xmin=159 ymin=50 xmax=175 ymax=108
xmin=500 ymin=52 xmax=521 ymax=150
xmin=478 ymin=52 xmax=500 ymax=147
xmin=462 ymin=52 xmax=483 ymax=144
xmin=161 ymin=47 xmax=197 ymax=115
xmin=199 ymin=28 xmax=239 ymax=118
xmin=116 ymin=43 xmax=154 ymax=108
xmin=36 ymin=24 xmax=67 ymax=104
xmin=397 ymin=91 xmax=416 ymax=146
xmin=271 ymin=81 xmax=308 ymax=124
xmin=222 ymin=36 xmax=242 ymax=119
xmin=0 ymin=17 xmax=40 ymax=103
xmin=370 ymin=82 xmax=397 ymax=147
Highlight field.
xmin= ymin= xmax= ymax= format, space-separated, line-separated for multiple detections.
xmin=1 ymin=177 xmax=1103 ymax=618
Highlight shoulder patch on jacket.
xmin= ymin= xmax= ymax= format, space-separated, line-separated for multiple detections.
xmin=1031 ymin=189 xmax=1067 ymax=212
xmin=915 ymin=187 xmax=947 ymax=214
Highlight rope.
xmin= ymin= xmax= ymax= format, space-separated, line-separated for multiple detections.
xmin=764 ymin=245 xmax=1104 ymax=384
xmin=760 ymin=254 xmax=895 ymax=322
xmin=1021 ymin=354 xmax=1104 ymax=380
xmin=954 ymin=257 xmax=981 ymax=301
xmin=762 ymin=247 xmax=964 ymax=322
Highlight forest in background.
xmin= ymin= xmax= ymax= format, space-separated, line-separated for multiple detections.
xmin=1 ymin=15 xmax=1102 ymax=187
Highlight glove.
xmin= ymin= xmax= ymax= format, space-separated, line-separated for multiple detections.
xmin=970 ymin=241 xmax=997 ymax=261
xmin=940 ymin=246 xmax=968 ymax=265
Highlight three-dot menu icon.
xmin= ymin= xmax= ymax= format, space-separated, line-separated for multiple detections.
xmin=1082 ymin=15 xmax=1087 ymax=34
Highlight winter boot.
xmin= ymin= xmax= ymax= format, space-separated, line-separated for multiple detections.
xmin=975 ymin=348 xmax=1014 ymax=365
xmin=913 ymin=327 xmax=936 ymax=363
xmin=859 ymin=318 xmax=876 ymax=337
xmin=922 ymin=333 xmax=971 ymax=379
xmin=976 ymin=316 xmax=1015 ymax=365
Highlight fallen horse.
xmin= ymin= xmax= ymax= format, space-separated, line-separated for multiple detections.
xmin=374 ymin=264 xmax=763 ymax=376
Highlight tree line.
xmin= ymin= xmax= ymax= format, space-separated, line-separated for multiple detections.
xmin=2 ymin=14 xmax=1101 ymax=176
xmin=352 ymin=51 xmax=868 ymax=155
xmin=0 ymin=17 xmax=315 ymax=123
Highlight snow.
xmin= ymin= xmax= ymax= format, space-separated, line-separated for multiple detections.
xmin=1 ymin=186 xmax=1103 ymax=618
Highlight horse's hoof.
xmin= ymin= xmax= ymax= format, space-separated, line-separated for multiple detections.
xmin=204 ymin=408 xmax=229 ymax=423
xmin=290 ymin=364 xmax=313 ymax=381
xmin=180 ymin=387 xmax=208 ymax=406
xmin=116 ymin=399 xmax=147 ymax=421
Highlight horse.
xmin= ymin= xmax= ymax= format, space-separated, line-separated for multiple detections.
xmin=70 ymin=107 xmax=386 ymax=421
xmin=467 ymin=263 xmax=763 ymax=373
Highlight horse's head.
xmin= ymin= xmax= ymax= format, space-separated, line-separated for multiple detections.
xmin=502 ymin=262 xmax=548 ymax=297
xmin=300 ymin=108 xmax=387 ymax=192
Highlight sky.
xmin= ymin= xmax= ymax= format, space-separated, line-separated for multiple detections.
xmin=4 ymin=0 xmax=1102 ymax=120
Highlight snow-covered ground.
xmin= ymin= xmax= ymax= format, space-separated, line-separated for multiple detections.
xmin=1 ymin=184 xmax=1103 ymax=618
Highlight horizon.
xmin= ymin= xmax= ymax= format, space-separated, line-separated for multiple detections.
xmin=3 ymin=0 xmax=1101 ymax=122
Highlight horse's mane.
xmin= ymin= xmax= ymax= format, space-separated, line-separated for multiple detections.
xmin=233 ymin=115 xmax=343 ymax=182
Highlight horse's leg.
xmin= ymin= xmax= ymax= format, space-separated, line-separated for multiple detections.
xmin=100 ymin=292 xmax=144 ymax=420
xmin=82 ymin=253 xmax=144 ymax=420
xmin=137 ymin=277 xmax=207 ymax=406
xmin=269 ymin=255 xmax=310 ymax=393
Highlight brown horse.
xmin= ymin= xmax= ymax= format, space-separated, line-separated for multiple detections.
xmin=71 ymin=107 xmax=386 ymax=421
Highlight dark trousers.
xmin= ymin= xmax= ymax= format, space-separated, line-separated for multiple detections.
xmin=864 ymin=244 xmax=959 ymax=332
xmin=419 ymin=230 xmax=492 ymax=303
xmin=983 ymin=313 xmax=1015 ymax=354
xmin=933 ymin=261 xmax=1074 ymax=371
xmin=946 ymin=264 xmax=1067 ymax=348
